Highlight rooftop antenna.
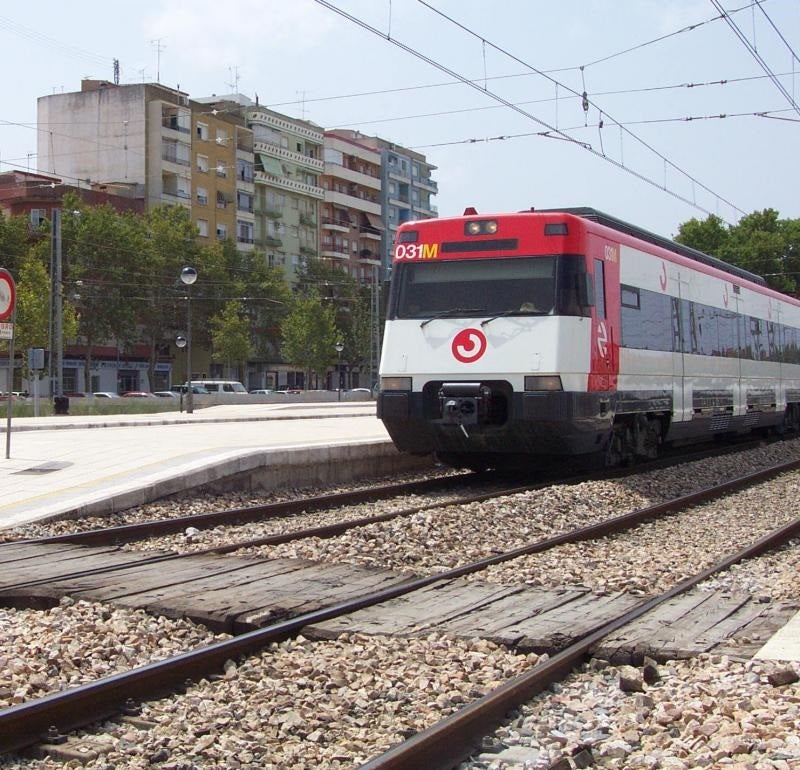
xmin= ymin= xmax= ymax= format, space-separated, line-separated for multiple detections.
xmin=297 ymin=90 xmax=307 ymax=119
xmin=150 ymin=38 xmax=166 ymax=82
xmin=113 ymin=58 xmax=120 ymax=85
xmin=227 ymin=65 xmax=240 ymax=94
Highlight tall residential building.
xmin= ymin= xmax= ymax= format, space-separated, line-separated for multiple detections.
xmin=37 ymin=80 xmax=255 ymax=254
xmin=321 ymin=130 xmax=438 ymax=279
xmin=197 ymin=96 xmax=325 ymax=284
xmin=321 ymin=130 xmax=384 ymax=284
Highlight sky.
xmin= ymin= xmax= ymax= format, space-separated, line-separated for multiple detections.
xmin=0 ymin=0 xmax=798 ymax=241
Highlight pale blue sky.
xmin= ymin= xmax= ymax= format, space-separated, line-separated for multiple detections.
xmin=1 ymin=0 xmax=798 ymax=239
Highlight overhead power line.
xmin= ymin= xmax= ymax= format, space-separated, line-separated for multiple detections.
xmin=710 ymin=0 xmax=800 ymax=118
xmin=313 ymin=0 xmax=746 ymax=223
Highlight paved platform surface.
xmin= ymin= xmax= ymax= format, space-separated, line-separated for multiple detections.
xmin=0 ymin=402 xmax=387 ymax=529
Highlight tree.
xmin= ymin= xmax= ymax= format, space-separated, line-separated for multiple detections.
xmin=60 ymin=194 xmax=140 ymax=391
xmin=135 ymin=205 xmax=204 ymax=388
xmin=674 ymin=214 xmax=730 ymax=257
xmin=295 ymin=259 xmax=372 ymax=387
xmin=14 ymin=252 xmax=77 ymax=378
xmin=0 ymin=211 xmax=31 ymax=277
xmin=210 ymin=300 xmax=251 ymax=382
xmin=281 ymin=292 xmax=339 ymax=388
xmin=676 ymin=209 xmax=800 ymax=294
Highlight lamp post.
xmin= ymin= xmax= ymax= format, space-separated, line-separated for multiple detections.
xmin=175 ymin=335 xmax=187 ymax=412
xmin=335 ymin=340 xmax=344 ymax=401
xmin=180 ymin=266 xmax=197 ymax=414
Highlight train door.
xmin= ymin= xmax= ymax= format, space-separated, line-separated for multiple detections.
xmin=670 ymin=269 xmax=688 ymax=421
xmin=588 ymin=241 xmax=620 ymax=392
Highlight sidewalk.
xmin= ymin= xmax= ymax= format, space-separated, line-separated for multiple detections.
xmin=0 ymin=402 xmax=392 ymax=529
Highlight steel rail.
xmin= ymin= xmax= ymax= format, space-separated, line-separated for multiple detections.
xmin=1 ymin=457 xmax=798 ymax=755
xmin=358 ymin=515 xmax=800 ymax=770
xmin=7 ymin=473 xmax=474 ymax=547
xmin=4 ymin=436 xmax=767 ymax=551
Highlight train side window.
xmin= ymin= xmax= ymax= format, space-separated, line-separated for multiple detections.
xmin=621 ymin=286 xmax=639 ymax=309
xmin=594 ymin=259 xmax=606 ymax=319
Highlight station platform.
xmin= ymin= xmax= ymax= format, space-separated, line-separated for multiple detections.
xmin=0 ymin=401 xmax=428 ymax=530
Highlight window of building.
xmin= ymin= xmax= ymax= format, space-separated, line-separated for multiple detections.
xmin=215 ymin=162 xmax=227 ymax=177
xmin=216 ymin=128 xmax=228 ymax=145
xmin=197 ymin=219 xmax=208 ymax=237
xmin=29 ymin=208 xmax=48 ymax=227
xmin=197 ymin=123 xmax=209 ymax=141
xmin=196 ymin=187 xmax=208 ymax=206
xmin=197 ymin=155 xmax=208 ymax=173
xmin=237 ymin=220 xmax=254 ymax=244
xmin=217 ymin=223 xmax=228 ymax=240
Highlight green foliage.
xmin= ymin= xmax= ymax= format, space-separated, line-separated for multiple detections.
xmin=0 ymin=211 xmax=30 ymax=277
xmin=295 ymin=258 xmax=373 ymax=374
xmin=676 ymin=209 xmax=800 ymax=294
xmin=210 ymin=300 xmax=251 ymax=379
xmin=281 ymin=292 xmax=340 ymax=384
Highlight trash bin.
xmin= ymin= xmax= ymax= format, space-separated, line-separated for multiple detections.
xmin=54 ymin=395 xmax=69 ymax=415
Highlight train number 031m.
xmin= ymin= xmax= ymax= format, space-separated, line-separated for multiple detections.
xmin=394 ymin=243 xmax=439 ymax=260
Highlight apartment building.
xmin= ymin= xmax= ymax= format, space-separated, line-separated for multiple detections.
xmin=321 ymin=130 xmax=384 ymax=284
xmin=320 ymin=130 xmax=438 ymax=279
xmin=37 ymin=80 xmax=255 ymax=256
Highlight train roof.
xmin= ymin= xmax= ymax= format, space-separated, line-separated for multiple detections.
xmin=536 ymin=207 xmax=766 ymax=287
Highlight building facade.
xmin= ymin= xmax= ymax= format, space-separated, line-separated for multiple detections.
xmin=321 ymin=130 xmax=384 ymax=284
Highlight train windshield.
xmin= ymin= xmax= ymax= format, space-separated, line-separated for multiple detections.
xmin=392 ymin=255 xmax=590 ymax=319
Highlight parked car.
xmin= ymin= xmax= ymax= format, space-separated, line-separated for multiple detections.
xmin=170 ymin=384 xmax=210 ymax=394
xmin=348 ymin=388 xmax=372 ymax=394
xmin=249 ymin=389 xmax=275 ymax=395
xmin=62 ymin=391 xmax=86 ymax=398
xmin=191 ymin=380 xmax=248 ymax=394
xmin=153 ymin=390 xmax=179 ymax=399
xmin=92 ymin=392 xmax=119 ymax=399
xmin=121 ymin=391 xmax=157 ymax=398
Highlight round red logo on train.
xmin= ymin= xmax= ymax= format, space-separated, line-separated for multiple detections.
xmin=452 ymin=328 xmax=487 ymax=363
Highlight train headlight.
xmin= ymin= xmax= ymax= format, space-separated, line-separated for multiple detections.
xmin=524 ymin=375 xmax=563 ymax=391
xmin=464 ymin=219 xmax=498 ymax=236
xmin=380 ymin=376 xmax=412 ymax=391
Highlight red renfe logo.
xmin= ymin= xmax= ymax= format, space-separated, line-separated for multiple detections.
xmin=451 ymin=328 xmax=487 ymax=363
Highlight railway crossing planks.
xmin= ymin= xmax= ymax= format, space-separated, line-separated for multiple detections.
xmin=595 ymin=589 xmax=798 ymax=663
xmin=305 ymin=582 xmax=640 ymax=652
xmin=1 ymin=543 xmax=791 ymax=659
xmin=0 ymin=543 xmax=161 ymax=589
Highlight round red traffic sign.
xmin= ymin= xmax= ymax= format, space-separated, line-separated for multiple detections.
xmin=451 ymin=327 xmax=487 ymax=363
xmin=0 ymin=269 xmax=15 ymax=322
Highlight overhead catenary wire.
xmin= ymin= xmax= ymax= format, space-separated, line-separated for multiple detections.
xmin=314 ymin=0 xmax=746 ymax=223
xmin=710 ymin=0 xmax=800 ymax=118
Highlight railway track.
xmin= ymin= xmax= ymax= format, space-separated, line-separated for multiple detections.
xmin=1 ymin=454 xmax=798 ymax=764
xmin=3 ymin=437 xmax=776 ymax=554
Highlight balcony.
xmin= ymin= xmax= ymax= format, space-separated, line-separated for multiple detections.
xmin=359 ymin=226 xmax=382 ymax=241
xmin=320 ymin=246 xmax=349 ymax=260
xmin=415 ymin=177 xmax=438 ymax=193
xmin=265 ymin=236 xmax=283 ymax=248
xmin=322 ymin=217 xmax=350 ymax=233
xmin=255 ymin=140 xmax=324 ymax=172
xmin=299 ymin=212 xmax=316 ymax=227
xmin=254 ymin=171 xmax=325 ymax=199
xmin=324 ymin=189 xmax=381 ymax=215
xmin=323 ymin=161 xmax=380 ymax=190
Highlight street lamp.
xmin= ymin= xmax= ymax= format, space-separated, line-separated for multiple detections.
xmin=180 ymin=266 xmax=197 ymax=414
xmin=335 ymin=340 xmax=344 ymax=401
xmin=175 ymin=335 xmax=187 ymax=412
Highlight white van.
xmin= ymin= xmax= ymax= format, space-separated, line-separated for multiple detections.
xmin=190 ymin=380 xmax=248 ymax=394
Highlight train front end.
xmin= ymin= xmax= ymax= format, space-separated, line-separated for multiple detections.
xmin=377 ymin=210 xmax=617 ymax=470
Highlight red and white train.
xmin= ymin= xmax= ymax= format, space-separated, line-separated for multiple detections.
xmin=377 ymin=207 xmax=800 ymax=469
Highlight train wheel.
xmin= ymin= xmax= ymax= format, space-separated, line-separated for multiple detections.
xmin=785 ymin=404 xmax=800 ymax=434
